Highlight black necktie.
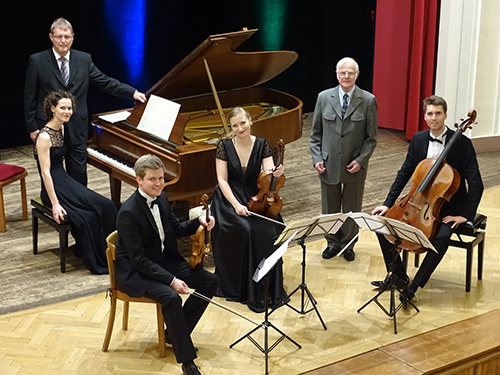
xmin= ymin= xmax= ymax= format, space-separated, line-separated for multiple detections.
xmin=429 ymin=136 xmax=443 ymax=144
xmin=341 ymin=93 xmax=348 ymax=118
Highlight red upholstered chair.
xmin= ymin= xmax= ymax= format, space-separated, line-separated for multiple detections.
xmin=0 ymin=163 xmax=28 ymax=232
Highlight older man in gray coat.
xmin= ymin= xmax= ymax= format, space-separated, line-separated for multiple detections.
xmin=310 ymin=57 xmax=378 ymax=261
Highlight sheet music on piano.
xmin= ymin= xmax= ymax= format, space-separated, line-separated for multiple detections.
xmin=137 ymin=94 xmax=181 ymax=142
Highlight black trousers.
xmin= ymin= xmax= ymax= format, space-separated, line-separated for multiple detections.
xmin=377 ymin=222 xmax=454 ymax=288
xmin=145 ymin=262 xmax=218 ymax=363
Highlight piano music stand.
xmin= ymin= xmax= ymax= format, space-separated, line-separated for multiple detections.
xmin=230 ymin=239 xmax=301 ymax=375
xmin=351 ymin=213 xmax=436 ymax=334
xmin=274 ymin=213 xmax=349 ymax=331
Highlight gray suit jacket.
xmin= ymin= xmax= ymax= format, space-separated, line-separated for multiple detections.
xmin=310 ymin=85 xmax=378 ymax=184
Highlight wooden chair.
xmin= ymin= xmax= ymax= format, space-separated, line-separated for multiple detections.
xmin=31 ymin=198 xmax=72 ymax=272
xmin=102 ymin=230 xmax=166 ymax=357
xmin=0 ymin=163 xmax=28 ymax=232
xmin=403 ymin=213 xmax=487 ymax=292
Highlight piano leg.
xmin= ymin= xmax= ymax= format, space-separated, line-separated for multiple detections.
xmin=109 ymin=176 xmax=122 ymax=207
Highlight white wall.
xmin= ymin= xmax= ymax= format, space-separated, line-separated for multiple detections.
xmin=436 ymin=0 xmax=500 ymax=139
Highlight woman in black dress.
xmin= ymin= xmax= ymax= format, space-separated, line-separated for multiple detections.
xmin=211 ymin=106 xmax=289 ymax=313
xmin=35 ymin=90 xmax=116 ymax=274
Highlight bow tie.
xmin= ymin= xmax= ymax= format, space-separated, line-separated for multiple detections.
xmin=429 ymin=136 xmax=443 ymax=144
xmin=150 ymin=199 xmax=159 ymax=208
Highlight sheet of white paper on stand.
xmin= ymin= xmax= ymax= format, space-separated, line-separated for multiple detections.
xmin=308 ymin=213 xmax=348 ymax=237
xmin=255 ymin=231 xmax=297 ymax=282
xmin=274 ymin=218 xmax=318 ymax=245
xmin=378 ymin=216 xmax=437 ymax=252
xmin=98 ymin=111 xmax=131 ymax=123
xmin=137 ymin=94 xmax=181 ymax=142
xmin=346 ymin=212 xmax=390 ymax=235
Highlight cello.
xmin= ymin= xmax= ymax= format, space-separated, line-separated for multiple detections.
xmin=248 ymin=139 xmax=286 ymax=218
xmin=384 ymin=110 xmax=477 ymax=253
xmin=189 ymin=194 xmax=212 ymax=270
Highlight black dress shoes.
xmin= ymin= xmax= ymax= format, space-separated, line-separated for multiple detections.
xmin=371 ymin=275 xmax=409 ymax=290
xmin=343 ymin=248 xmax=355 ymax=261
xmin=322 ymin=247 xmax=339 ymax=259
xmin=399 ymin=288 xmax=415 ymax=304
xmin=182 ymin=362 xmax=202 ymax=375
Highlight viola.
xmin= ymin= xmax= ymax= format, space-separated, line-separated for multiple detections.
xmin=248 ymin=139 xmax=286 ymax=218
xmin=189 ymin=194 xmax=212 ymax=270
xmin=384 ymin=110 xmax=477 ymax=253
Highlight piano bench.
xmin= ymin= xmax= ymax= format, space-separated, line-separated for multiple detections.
xmin=403 ymin=213 xmax=487 ymax=292
xmin=31 ymin=198 xmax=72 ymax=273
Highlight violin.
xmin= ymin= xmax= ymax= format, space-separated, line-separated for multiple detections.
xmin=189 ymin=194 xmax=212 ymax=270
xmin=385 ymin=110 xmax=477 ymax=253
xmin=248 ymin=139 xmax=286 ymax=218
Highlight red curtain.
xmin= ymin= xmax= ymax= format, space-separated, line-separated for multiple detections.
xmin=373 ymin=0 xmax=440 ymax=140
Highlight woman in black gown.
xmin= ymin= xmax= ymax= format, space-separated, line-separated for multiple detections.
xmin=211 ymin=106 xmax=289 ymax=313
xmin=34 ymin=90 xmax=116 ymax=274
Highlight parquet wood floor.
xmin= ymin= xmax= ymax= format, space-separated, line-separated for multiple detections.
xmin=0 ymin=185 xmax=498 ymax=374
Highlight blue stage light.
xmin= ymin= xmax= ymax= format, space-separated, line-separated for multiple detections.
xmin=104 ymin=0 xmax=145 ymax=84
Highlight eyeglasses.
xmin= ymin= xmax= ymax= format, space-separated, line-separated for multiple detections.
xmin=52 ymin=34 xmax=73 ymax=41
xmin=337 ymin=70 xmax=357 ymax=77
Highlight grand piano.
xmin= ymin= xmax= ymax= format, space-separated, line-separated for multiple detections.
xmin=88 ymin=28 xmax=303 ymax=206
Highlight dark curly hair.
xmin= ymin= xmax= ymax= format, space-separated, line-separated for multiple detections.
xmin=43 ymin=90 xmax=76 ymax=119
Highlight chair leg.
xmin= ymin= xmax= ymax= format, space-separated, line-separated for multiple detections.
xmin=59 ymin=229 xmax=68 ymax=273
xmin=102 ymin=295 xmax=118 ymax=352
xmin=32 ymin=213 xmax=39 ymax=255
xmin=0 ymin=188 xmax=6 ymax=233
xmin=156 ymin=303 xmax=166 ymax=358
xmin=478 ymin=233 xmax=485 ymax=280
xmin=414 ymin=253 xmax=420 ymax=267
xmin=20 ymin=177 xmax=28 ymax=221
xmin=465 ymin=246 xmax=473 ymax=292
xmin=122 ymin=301 xmax=130 ymax=330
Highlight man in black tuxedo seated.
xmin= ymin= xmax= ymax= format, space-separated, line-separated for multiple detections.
xmin=371 ymin=95 xmax=483 ymax=303
xmin=115 ymin=154 xmax=218 ymax=375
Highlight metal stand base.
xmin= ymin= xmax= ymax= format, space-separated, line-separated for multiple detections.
xmin=230 ymin=276 xmax=301 ymax=374
xmin=357 ymin=241 xmax=419 ymax=334
xmin=285 ymin=239 xmax=327 ymax=330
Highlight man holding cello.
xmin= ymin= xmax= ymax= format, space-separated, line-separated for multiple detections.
xmin=371 ymin=95 xmax=484 ymax=303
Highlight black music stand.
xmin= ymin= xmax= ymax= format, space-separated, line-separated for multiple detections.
xmin=273 ymin=213 xmax=349 ymax=331
xmin=349 ymin=213 xmax=437 ymax=334
xmin=230 ymin=240 xmax=301 ymax=375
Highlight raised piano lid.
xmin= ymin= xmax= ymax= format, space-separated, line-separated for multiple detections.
xmin=127 ymin=28 xmax=299 ymax=142
xmin=147 ymin=28 xmax=298 ymax=99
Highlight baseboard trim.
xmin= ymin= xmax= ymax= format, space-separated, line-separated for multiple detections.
xmin=472 ymin=135 xmax=500 ymax=153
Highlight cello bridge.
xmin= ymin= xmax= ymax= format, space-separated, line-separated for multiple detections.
xmin=408 ymin=201 xmax=422 ymax=211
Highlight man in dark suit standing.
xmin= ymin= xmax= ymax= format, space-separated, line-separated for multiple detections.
xmin=310 ymin=57 xmax=378 ymax=262
xmin=24 ymin=17 xmax=146 ymax=186
xmin=371 ymin=95 xmax=484 ymax=302
xmin=115 ymin=154 xmax=218 ymax=375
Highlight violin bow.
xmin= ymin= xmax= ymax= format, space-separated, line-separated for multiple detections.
xmin=247 ymin=211 xmax=287 ymax=227
xmin=338 ymin=228 xmax=365 ymax=256
xmin=187 ymin=288 xmax=261 ymax=328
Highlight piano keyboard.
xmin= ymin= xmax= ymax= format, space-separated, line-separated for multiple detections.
xmin=87 ymin=148 xmax=135 ymax=177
